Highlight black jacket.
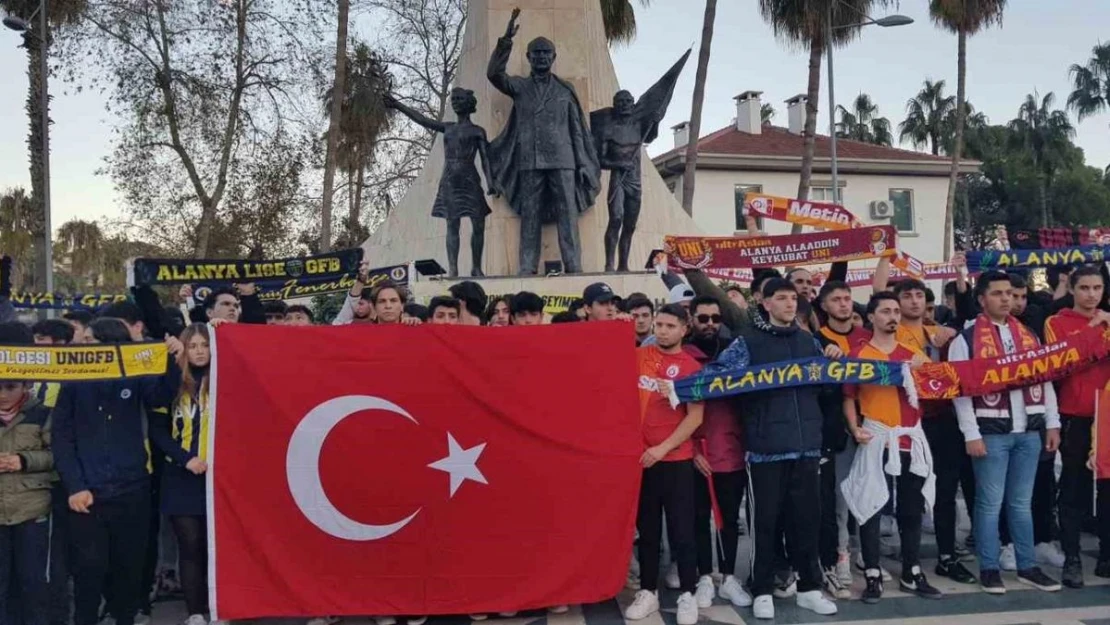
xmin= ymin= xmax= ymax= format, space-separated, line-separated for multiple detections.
xmin=52 ymin=377 xmax=168 ymax=500
xmin=712 ymin=317 xmax=828 ymax=457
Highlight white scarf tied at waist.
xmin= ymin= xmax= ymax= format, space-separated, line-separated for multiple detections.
xmin=840 ymin=419 xmax=936 ymax=526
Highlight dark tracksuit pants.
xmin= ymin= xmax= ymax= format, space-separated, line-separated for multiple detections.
xmin=0 ymin=517 xmax=50 ymax=625
xmin=923 ymin=415 xmax=975 ymax=558
xmin=48 ymin=484 xmax=71 ymax=625
xmin=748 ymin=458 xmax=823 ymax=597
xmin=70 ymin=488 xmax=150 ymax=625
xmin=819 ymin=455 xmax=840 ymax=570
xmin=1059 ymin=416 xmax=1110 ymax=561
xmin=860 ymin=451 xmax=926 ymax=576
xmin=638 ymin=460 xmax=698 ymax=593
xmin=695 ymin=469 xmax=746 ymax=578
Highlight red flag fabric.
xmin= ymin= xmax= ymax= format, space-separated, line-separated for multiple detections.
xmin=1096 ymin=390 xmax=1110 ymax=481
xmin=208 ymin=323 xmax=642 ymax=619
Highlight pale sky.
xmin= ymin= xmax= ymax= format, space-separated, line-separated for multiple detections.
xmin=1 ymin=0 xmax=1107 ymax=231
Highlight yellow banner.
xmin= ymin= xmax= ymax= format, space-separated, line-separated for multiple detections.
xmin=484 ymin=294 xmax=579 ymax=315
xmin=0 ymin=343 xmax=169 ymax=381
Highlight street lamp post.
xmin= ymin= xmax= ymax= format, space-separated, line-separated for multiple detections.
xmin=826 ymin=2 xmax=913 ymax=205
xmin=4 ymin=0 xmax=53 ymax=314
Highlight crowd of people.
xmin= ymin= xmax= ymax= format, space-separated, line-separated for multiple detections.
xmin=0 ymin=253 xmax=1109 ymax=625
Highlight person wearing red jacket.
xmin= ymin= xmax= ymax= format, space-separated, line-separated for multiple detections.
xmin=687 ymin=296 xmax=753 ymax=610
xmin=1044 ymin=265 xmax=1110 ymax=587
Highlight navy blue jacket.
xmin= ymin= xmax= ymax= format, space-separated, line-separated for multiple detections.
xmin=708 ymin=313 xmax=830 ymax=460
xmin=52 ymin=377 xmax=168 ymax=500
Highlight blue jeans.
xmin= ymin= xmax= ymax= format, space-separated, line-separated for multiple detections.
xmin=972 ymin=431 xmax=1041 ymax=572
xmin=0 ymin=517 xmax=51 ymax=625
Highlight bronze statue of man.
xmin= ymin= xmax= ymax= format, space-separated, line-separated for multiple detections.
xmin=487 ymin=8 xmax=601 ymax=275
xmin=591 ymin=50 xmax=690 ymax=272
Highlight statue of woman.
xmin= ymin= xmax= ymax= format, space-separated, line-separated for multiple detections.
xmin=384 ymin=88 xmax=500 ymax=277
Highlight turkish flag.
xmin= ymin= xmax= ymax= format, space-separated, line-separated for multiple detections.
xmin=1096 ymin=390 xmax=1110 ymax=480
xmin=208 ymin=322 xmax=642 ymax=619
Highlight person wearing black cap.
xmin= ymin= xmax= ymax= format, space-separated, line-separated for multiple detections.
xmin=582 ymin=283 xmax=618 ymax=321
xmin=707 ymin=278 xmax=837 ymax=620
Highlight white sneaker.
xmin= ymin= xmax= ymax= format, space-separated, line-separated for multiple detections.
xmin=752 ymin=595 xmax=774 ymax=620
xmin=408 ymin=618 xmax=427 ymax=625
xmin=1000 ymin=544 xmax=1018 ymax=571
xmin=676 ymin=592 xmax=698 ymax=625
xmin=547 ymin=606 xmax=569 ymax=614
xmin=307 ymin=619 xmax=340 ymax=625
xmin=186 ymin=616 xmax=208 ymax=625
xmin=772 ymin=570 xmax=797 ymax=598
xmin=835 ymin=551 xmax=853 ymax=586
xmin=665 ymin=563 xmax=682 ymax=589
xmin=374 ymin=619 xmax=396 ymax=625
xmin=1035 ymin=542 xmax=1067 ymax=568
xmin=822 ymin=566 xmax=851 ymax=600
xmin=796 ymin=590 xmax=837 ymax=616
xmin=695 ymin=575 xmax=715 ymax=608
xmin=719 ymin=575 xmax=753 ymax=607
xmin=469 ymin=616 xmax=488 ymax=621
xmin=624 ymin=590 xmax=660 ymax=620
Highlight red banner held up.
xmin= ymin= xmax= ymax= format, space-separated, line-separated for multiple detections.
xmin=665 ymin=226 xmax=898 ymax=272
xmin=209 ymin=323 xmax=642 ymax=619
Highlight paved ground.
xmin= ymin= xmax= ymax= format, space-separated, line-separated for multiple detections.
xmin=148 ymin=518 xmax=1110 ymax=625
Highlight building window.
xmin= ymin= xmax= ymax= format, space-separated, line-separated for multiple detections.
xmin=734 ymin=184 xmax=764 ymax=230
xmin=889 ymin=188 xmax=915 ymax=232
xmin=809 ymin=186 xmax=835 ymax=202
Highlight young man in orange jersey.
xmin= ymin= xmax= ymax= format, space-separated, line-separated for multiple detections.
xmin=1044 ymin=265 xmax=1110 ymax=585
xmin=625 ymin=304 xmax=704 ymax=625
xmin=842 ymin=293 xmax=940 ymax=603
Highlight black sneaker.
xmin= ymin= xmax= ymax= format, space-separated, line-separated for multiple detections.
xmin=1095 ymin=559 xmax=1110 ymax=578
xmin=980 ymin=569 xmax=1006 ymax=595
xmin=1062 ymin=558 xmax=1084 ymax=589
xmin=936 ymin=557 xmax=977 ymax=584
xmin=899 ymin=566 xmax=943 ymax=599
xmin=861 ymin=572 xmax=883 ymax=604
xmin=1017 ymin=567 xmax=1062 ymax=592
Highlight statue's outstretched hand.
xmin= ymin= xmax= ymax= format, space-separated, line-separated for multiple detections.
xmin=505 ymin=8 xmax=520 ymax=38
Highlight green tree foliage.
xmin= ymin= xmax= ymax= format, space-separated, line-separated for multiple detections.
xmin=836 ymin=93 xmax=892 ymax=146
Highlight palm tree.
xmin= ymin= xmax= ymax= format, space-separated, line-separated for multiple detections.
xmin=758 ymin=0 xmax=890 ymax=232
xmin=0 ymin=188 xmax=35 ymax=289
xmin=0 ymin=0 xmax=85 ymax=289
xmin=761 ymin=102 xmax=776 ymax=125
xmin=56 ymin=219 xmax=104 ymax=288
xmin=325 ymin=43 xmax=391 ymax=242
xmin=836 ymin=93 xmax=892 ymax=145
xmin=599 ymin=0 xmax=650 ymax=43
xmin=319 ymin=0 xmax=351 ymax=252
xmin=929 ymin=0 xmax=1007 ymax=259
xmin=1067 ymin=42 xmax=1110 ymax=122
xmin=1008 ymin=91 xmax=1076 ymax=227
xmin=680 ymin=0 xmax=717 ymax=215
xmin=899 ymin=79 xmax=955 ymax=155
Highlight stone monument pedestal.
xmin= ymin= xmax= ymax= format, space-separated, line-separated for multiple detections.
xmin=362 ymin=0 xmax=702 ymax=277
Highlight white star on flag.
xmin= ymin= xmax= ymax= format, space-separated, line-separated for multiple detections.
xmin=428 ymin=433 xmax=487 ymax=497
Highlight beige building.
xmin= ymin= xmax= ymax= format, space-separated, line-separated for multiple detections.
xmin=653 ymin=91 xmax=979 ymax=264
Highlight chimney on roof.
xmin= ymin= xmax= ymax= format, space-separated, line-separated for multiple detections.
xmin=672 ymin=121 xmax=689 ymax=149
xmin=786 ymin=94 xmax=808 ymax=135
xmin=735 ymin=91 xmax=763 ymax=135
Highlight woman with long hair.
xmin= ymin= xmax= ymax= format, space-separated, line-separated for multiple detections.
xmin=149 ymin=323 xmax=219 ymax=625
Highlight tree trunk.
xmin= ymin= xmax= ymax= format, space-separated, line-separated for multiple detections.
xmin=942 ymin=30 xmax=967 ymax=260
xmin=1039 ymin=175 xmax=1050 ymax=227
xmin=793 ymin=40 xmax=823 ymax=234
xmin=25 ymin=33 xmax=48 ymax=291
xmin=680 ymin=0 xmax=717 ymax=215
xmin=320 ymin=0 xmax=351 ymax=252
xmin=352 ymin=156 xmax=365 ymax=231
